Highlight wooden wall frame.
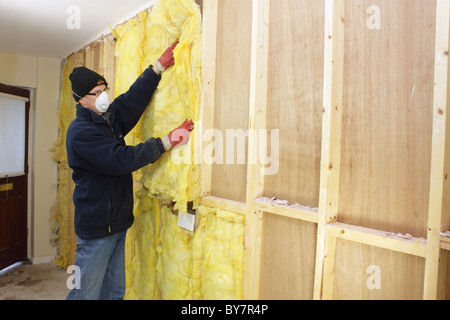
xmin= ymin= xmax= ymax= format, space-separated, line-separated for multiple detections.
xmin=200 ymin=0 xmax=450 ymax=300
xmin=424 ymin=0 xmax=450 ymax=300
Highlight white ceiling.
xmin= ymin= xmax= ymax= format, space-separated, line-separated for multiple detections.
xmin=0 ymin=0 xmax=158 ymax=59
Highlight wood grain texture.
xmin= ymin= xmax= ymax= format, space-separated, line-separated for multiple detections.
xmin=338 ymin=0 xmax=436 ymax=238
xmin=263 ymin=0 xmax=324 ymax=208
xmin=210 ymin=0 xmax=252 ymax=202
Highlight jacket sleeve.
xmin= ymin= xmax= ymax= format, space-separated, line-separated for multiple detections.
xmin=70 ymin=129 xmax=166 ymax=176
xmin=109 ymin=65 xmax=161 ymax=136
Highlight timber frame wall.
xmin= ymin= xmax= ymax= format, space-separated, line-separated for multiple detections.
xmin=200 ymin=0 xmax=450 ymax=299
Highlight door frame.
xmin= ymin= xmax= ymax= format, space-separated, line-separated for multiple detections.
xmin=0 ymin=83 xmax=30 ymax=270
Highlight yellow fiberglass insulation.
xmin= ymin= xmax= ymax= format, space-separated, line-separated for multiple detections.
xmin=112 ymin=14 xmax=154 ymax=299
xmin=114 ymin=0 xmax=203 ymax=299
xmin=155 ymin=205 xmax=245 ymax=300
xmin=156 ymin=205 xmax=194 ymax=299
xmin=124 ymin=194 xmax=160 ymax=300
xmin=50 ymin=53 xmax=80 ymax=269
xmin=131 ymin=0 xmax=202 ymax=214
xmin=111 ymin=15 xmax=144 ymax=147
xmin=192 ymin=206 xmax=245 ymax=300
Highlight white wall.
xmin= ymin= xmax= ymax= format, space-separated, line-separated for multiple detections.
xmin=0 ymin=52 xmax=61 ymax=263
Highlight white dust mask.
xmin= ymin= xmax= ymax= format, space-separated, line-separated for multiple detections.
xmin=95 ymin=91 xmax=110 ymax=113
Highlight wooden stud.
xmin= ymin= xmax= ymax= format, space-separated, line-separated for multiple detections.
xmin=200 ymin=0 xmax=218 ymax=197
xmin=100 ymin=38 xmax=116 ymax=102
xmin=440 ymin=236 xmax=450 ymax=251
xmin=321 ymin=234 xmax=337 ymax=300
xmin=243 ymin=0 xmax=270 ymax=300
xmin=85 ymin=46 xmax=95 ymax=73
xmin=313 ymin=0 xmax=345 ymax=300
xmin=200 ymin=196 xmax=246 ymax=215
xmin=437 ymin=249 xmax=448 ymax=299
xmin=252 ymin=200 xmax=318 ymax=224
xmin=245 ymin=0 xmax=270 ymax=205
xmin=327 ymin=223 xmax=427 ymax=258
xmin=424 ymin=0 xmax=450 ymax=300
xmin=243 ymin=209 xmax=264 ymax=299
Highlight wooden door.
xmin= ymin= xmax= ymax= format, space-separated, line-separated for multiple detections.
xmin=0 ymin=83 xmax=30 ymax=271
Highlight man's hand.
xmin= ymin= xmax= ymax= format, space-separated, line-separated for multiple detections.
xmin=161 ymin=120 xmax=194 ymax=151
xmin=154 ymin=42 xmax=178 ymax=74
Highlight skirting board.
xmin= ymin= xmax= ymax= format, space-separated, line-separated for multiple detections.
xmin=29 ymin=256 xmax=55 ymax=265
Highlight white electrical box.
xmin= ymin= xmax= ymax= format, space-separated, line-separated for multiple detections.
xmin=177 ymin=212 xmax=195 ymax=231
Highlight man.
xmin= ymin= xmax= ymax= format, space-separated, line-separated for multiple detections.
xmin=65 ymin=43 xmax=194 ymax=300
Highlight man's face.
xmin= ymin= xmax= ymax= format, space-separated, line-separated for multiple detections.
xmin=79 ymin=84 xmax=107 ymax=114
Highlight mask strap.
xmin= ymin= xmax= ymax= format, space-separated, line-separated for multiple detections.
xmin=72 ymin=91 xmax=84 ymax=100
xmin=73 ymin=91 xmax=96 ymax=103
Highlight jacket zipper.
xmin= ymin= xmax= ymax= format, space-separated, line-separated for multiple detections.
xmin=103 ymin=115 xmax=114 ymax=234
xmin=107 ymin=199 xmax=113 ymax=234
xmin=110 ymin=127 xmax=117 ymax=139
xmin=101 ymin=114 xmax=116 ymax=140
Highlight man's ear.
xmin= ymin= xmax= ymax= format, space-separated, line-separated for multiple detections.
xmin=78 ymin=98 xmax=87 ymax=108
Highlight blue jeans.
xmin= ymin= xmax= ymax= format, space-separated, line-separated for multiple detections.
xmin=66 ymin=231 xmax=127 ymax=300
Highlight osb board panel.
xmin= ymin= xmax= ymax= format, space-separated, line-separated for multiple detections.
xmin=333 ymin=239 xmax=425 ymax=300
xmin=338 ymin=0 xmax=436 ymax=237
xmin=210 ymin=0 xmax=252 ymax=203
xmin=263 ymin=0 xmax=324 ymax=207
xmin=259 ymin=213 xmax=317 ymax=300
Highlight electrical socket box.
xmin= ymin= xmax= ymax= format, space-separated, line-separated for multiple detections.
xmin=177 ymin=212 xmax=195 ymax=231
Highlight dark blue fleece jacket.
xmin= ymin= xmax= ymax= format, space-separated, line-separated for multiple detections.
xmin=66 ymin=66 xmax=165 ymax=240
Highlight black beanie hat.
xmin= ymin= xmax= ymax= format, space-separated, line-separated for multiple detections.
xmin=69 ymin=67 xmax=108 ymax=102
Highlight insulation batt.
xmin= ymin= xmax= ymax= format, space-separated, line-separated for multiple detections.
xmin=156 ymin=205 xmax=245 ymax=300
xmin=125 ymin=195 xmax=160 ymax=299
xmin=193 ymin=206 xmax=245 ymax=300
xmin=113 ymin=0 xmax=241 ymax=300
xmin=51 ymin=53 xmax=83 ymax=269
xmin=157 ymin=205 xmax=194 ymax=299
xmin=120 ymin=0 xmax=202 ymax=215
